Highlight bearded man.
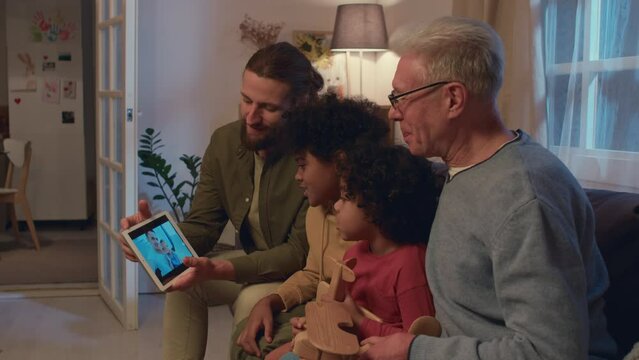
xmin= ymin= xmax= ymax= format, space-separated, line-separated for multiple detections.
xmin=119 ymin=42 xmax=323 ymax=360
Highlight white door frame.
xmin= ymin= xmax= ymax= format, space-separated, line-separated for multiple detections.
xmin=96 ymin=0 xmax=139 ymax=330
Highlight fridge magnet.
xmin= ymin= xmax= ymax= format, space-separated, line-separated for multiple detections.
xmin=62 ymin=80 xmax=76 ymax=99
xmin=42 ymin=79 xmax=60 ymax=104
xmin=18 ymin=53 xmax=35 ymax=76
xmin=31 ymin=10 xmax=77 ymax=42
xmin=12 ymin=53 xmax=37 ymax=92
xmin=42 ymin=61 xmax=56 ymax=72
xmin=14 ymin=98 xmax=22 ymax=105
xmin=62 ymin=111 xmax=75 ymax=124
xmin=58 ymin=52 xmax=72 ymax=61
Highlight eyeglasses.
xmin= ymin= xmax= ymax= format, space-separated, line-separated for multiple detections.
xmin=388 ymin=81 xmax=452 ymax=110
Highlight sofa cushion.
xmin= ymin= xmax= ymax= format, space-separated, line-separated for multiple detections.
xmin=585 ymin=189 xmax=639 ymax=358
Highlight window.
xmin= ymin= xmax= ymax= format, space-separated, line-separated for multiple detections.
xmin=542 ymin=0 xmax=639 ymax=191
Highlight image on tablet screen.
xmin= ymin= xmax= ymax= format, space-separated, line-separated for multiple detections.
xmin=132 ymin=221 xmax=192 ymax=284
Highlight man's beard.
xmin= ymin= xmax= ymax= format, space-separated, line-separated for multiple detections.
xmin=240 ymin=121 xmax=281 ymax=151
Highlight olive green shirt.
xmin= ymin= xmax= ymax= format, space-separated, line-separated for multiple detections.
xmin=179 ymin=120 xmax=309 ymax=284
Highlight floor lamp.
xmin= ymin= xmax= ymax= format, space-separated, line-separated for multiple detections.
xmin=330 ymin=4 xmax=388 ymax=98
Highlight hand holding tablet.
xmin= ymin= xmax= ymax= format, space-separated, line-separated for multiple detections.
xmin=118 ymin=200 xmax=154 ymax=261
xmin=121 ymin=211 xmax=198 ymax=291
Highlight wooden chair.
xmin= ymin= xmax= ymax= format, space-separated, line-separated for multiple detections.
xmin=0 ymin=139 xmax=40 ymax=250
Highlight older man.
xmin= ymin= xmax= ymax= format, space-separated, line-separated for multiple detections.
xmin=362 ymin=17 xmax=616 ymax=360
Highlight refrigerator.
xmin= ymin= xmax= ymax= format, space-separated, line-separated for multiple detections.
xmin=6 ymin=0 xmax=88 ymax=221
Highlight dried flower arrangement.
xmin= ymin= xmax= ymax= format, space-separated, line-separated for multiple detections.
xmin=239 ymin=14 xmax=284 ymax=49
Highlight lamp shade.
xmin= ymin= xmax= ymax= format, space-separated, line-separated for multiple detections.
xmin=330 ymin=4 xmax=388 ymax=51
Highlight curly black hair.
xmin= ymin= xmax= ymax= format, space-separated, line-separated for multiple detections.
xmin=281 ymin=93 xmax=390 ymax=161
xmin=337 ymin=144 xmax=439 ymax=245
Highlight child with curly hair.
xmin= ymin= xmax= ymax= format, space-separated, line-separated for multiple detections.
xmin=270 ymin=144 xmax=440 ymax=359
xmin=231 ymin=94 xmax=390 ymax=359
xmin=331 ymin=144 xmax=438 ymax=338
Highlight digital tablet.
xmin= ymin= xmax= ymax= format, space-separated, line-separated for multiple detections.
xmin=121 ymin=211 xmax=197 ymax=291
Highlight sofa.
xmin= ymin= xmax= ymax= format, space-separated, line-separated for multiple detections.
xmin=586 ymin=189 xmax=639 ymax=359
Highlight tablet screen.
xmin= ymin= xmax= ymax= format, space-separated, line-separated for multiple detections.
xmin=126 ymin=213 xmax=194 ymax=285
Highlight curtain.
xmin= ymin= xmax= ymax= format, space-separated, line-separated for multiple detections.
xmin=452 ymin=0 xmax=547 ymax=141
xmin=540 ymin=0 xmax=639 ymax=192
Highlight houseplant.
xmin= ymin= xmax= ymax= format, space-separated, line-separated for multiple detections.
xmin=138 ymin=128 xmax=202 ymax=221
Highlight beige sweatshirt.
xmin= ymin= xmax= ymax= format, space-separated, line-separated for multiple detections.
xmin=274 ymin=205 xmax=353 ymax=311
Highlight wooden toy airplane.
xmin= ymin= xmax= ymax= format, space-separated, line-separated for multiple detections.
xmin=291 ymin=257 xmax=441 ymax=360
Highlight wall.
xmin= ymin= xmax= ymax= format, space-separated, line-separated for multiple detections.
xmin=0 ymin=0 xmax=7 ymax=107
xmin=138 ymin=1 xmax=362 ymax=182
xmin=137 ymin=0 xmax=451 ymax=237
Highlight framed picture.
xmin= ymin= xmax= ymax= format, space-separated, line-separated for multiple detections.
xmin=292 ymin=31 xmax=347 ymax=98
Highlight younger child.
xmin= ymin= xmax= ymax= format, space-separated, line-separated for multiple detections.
xmin=332 ymin=144 xmax=438 ymax=338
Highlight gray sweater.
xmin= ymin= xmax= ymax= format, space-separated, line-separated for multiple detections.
xmin=410 ymin=131 xmax=616 ymax=360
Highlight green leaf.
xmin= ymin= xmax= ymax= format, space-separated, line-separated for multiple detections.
xmin=141 ymin=171 xmax=155 ymax=177
xmin=175 ymin=182 xmax=186 ymax=193
xmin=147 ymin=181 xmax=160 ymax=188
xmin=139 ymin=161 xmax=155 ymax=169
xmin=153 ymin=195 xmax=165 ymax=200
xmin=145 ymin=128 xmax=155 ymax=135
